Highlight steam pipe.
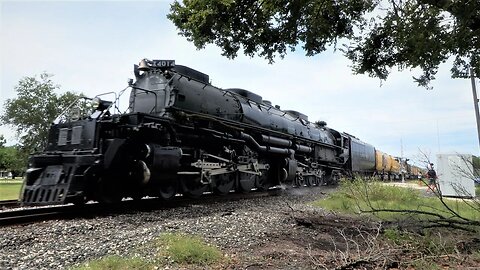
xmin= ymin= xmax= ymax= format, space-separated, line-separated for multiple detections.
xmin=295 ymin=144 xmax=313 ymax=153
xmin=240 ymin=132 xmax=293 ymax=156
xmin=260 ymin=134 xmax=312 ymax=153
xmin=261 ymin=135 xmax=292 ymax=147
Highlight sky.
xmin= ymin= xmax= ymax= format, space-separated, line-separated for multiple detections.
xmin=0 ymin=1 xmax=479 ymax=166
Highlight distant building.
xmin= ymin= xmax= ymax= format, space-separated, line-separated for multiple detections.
xmin=0 ymin=171 xmax=13 ymax=179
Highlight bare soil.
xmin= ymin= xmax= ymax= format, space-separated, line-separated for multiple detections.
xmin=225 ymin=212 xmax=480 ymax=270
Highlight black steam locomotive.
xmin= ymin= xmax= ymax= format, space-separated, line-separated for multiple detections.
xmin=21 ymin=59 xmax=375 ymax=205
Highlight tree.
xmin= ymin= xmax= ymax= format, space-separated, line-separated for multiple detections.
xmin=0 ymin=145 xmax=25 ymax=177
xmin=0 ymin=135 xmax=5 ymax=148
xmin=168 ymin=0 xmax=480 ymax=87
xmin=0 ymin=135 xmax=26 ymax=177
xmin=1 ymin=73 xmax=81 ymax=154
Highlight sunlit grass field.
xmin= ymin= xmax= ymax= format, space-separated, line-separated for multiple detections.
xmin=0 ymin=179 xmax=23 ymax=201
xmin=312 ymin=180 xmax=480 ymax=221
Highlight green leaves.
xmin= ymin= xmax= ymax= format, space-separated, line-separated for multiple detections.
xmin=168 ymin=0 xmax=480 ymax=87
xmin=0 ymin=145 xmax=25 ymax=174
xmin=169 ymin=0 xmax=375 ymax=62
xmin=1 ymin=73 xmax=82 ymax=154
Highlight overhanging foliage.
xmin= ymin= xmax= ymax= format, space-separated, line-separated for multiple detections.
xmin=168 ymin=0 xmax=480 ymax=87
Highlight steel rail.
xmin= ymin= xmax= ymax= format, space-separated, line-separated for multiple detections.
xmin=0 ymin=199 xmax=20 ymax=209
xmin=0 ymin=188 xmax=287 ymax=226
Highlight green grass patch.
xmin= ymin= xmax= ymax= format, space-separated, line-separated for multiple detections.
xmin=74 ymin=256 xmax=154 ymax=270
xmin=312 ymin=180 xmax=480 ymax=221
xmin=0 ymin=181 xmax=23 ymax=200
xmin=62 ymin=233 xmax=225 ymax=269
xmin=157 ymin=233 xmax=223 ymax=266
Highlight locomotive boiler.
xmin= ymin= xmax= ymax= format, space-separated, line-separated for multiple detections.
xmin=21 ymin=59 xmax=376 ymax=206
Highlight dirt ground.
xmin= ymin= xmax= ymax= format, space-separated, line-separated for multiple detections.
xmin=227 ymin=213 xmax=480 ymax=270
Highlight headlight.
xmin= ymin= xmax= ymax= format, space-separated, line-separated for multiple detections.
xmin=91 ymin=97 xmax=101 ymax=110
xmin=91 ymin=97 xmax=112 ymax=111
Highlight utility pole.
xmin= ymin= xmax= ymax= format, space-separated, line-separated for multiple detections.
xmin=471 ymin=67 xmax=480 ymax=151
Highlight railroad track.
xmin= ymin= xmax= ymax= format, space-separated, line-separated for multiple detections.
xmin=0 ymin=188 xmax=285 ymax=226
xmin=0 ymin=199 xmax=20 ymax=209
xmin=0 ymin=204 xmax=80 ymax=226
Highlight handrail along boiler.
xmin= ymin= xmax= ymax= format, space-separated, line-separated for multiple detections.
xmin=20 ymin=59 xmax=406 ymax=206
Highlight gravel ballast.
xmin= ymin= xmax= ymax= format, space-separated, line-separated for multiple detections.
xmin=0 ymin=187 xmax=332 ymax=269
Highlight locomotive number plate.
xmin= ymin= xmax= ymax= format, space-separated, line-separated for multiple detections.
xmin=151 ymin=60 xmax=175 ymax=68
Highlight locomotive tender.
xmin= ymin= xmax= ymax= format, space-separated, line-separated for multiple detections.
xmin=20 ymin=59 xmax=410 ymax=206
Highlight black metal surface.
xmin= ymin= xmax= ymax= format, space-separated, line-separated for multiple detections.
xmin=20 ymin=58 xmax=387 ymax=208
xmin=45 ymin=120 xmax=97 ymax=151
xmin=23 ymin=154 xmax=98 ymax=205
xmin=349 ymin=136 xmax=376 ymax=172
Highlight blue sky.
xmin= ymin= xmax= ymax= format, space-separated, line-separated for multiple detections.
xmin=1 ymin=1 xmax=479 ymax=166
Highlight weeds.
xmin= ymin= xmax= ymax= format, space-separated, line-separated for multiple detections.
xmin=381 ymin=227 xmax=474 ymax=269
xmin=312 ymin=179 xmax=480 ymax=223
xmin=311 ymin=179 xmax=480 ymax=268
xmin=76 ymin=233 xmax=224 ymax=269
xmin=157 ymin=233 xmax=223 ymax=266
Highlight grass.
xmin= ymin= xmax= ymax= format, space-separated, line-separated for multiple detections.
xmin=312 ymin=179 xmax=480 ymax=221
xmin=0 ymin=180 xmax=23 ymax=200
xmin=313 ymin=180 xmax=480 ymax=268
xmin=75 ymin=233 xmax=223 ymax=269
xmin=382 ymin=227 xmax=477 ymax=269
xmin=383 ymin=228 xmax=455 ymax=255
xmin=157 ymin=233 xmax=223 ymax=266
